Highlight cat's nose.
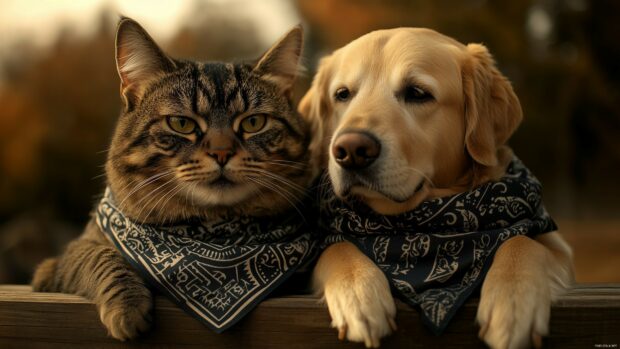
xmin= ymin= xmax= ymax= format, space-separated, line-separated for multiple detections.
xmin=207 ymin=149 xmax=235 ymax=166
xmin=206 ymin=131 xmax=236 ymax=166
xmin=332 ymin=131 xmax=381 ymax=170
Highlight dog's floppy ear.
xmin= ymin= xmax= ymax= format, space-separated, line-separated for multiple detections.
xmin=462 ymin=43 xmax=522 ymax=175
xmin=299 ymin=55 xmax=334 ymax=170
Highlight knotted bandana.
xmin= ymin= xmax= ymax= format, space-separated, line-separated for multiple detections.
xmin=320 ymin=158 xmax=557 ymax=334
xmin=95 ymin=188 xmax=318 ymax=333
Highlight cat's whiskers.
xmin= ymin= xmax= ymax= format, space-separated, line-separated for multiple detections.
xmin=242 ymin=168 xmax=308 ymax=197
xmin=97 ymin=147 xmax=112 ymax=154
xmin=149 ymin=180 xmax=187 ymax=225
xmin=132 ymin=176 xmax=178 ymax=223
xmin=244 ymin=176 xmax=306 ymax=223
xmin=267 ymin=159 xmax=308 ymax=166
xmin=263 ymin=160 xmax=307 ymax=172
xmin=91 ymin=163 xmax=110 ymax=180
xmin=168 ymin=184 xmax=193 ymax=220
xmin=245 ymin=174 xmax=301 ymax=204
xmin=92 ymin=172 xmax=108 ymax=180
xmin=140 ymin=180 xmax=184 ymax=224
xmin=178 ymin=170 xmax=218 ymax=182
xmin=117 ymin=170 xmax=175 ymax=210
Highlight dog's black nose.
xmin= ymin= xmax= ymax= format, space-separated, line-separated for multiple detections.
xmin=332 ymin=132 xmax=381 ymax=169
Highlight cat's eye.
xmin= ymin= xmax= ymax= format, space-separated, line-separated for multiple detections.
xmin=166 ymin=116 xmax=197 ymax=134
xmin=240 ymin=114 xmax=267 ymax=133
xmin=334 ymin=87 xmax=351 ymax=102
xmin=403 ymin=85 xmax=434 ymax=103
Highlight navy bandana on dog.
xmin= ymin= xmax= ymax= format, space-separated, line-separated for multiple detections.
xmin=95 ymin=188 xmax=317 ymax=333
xmin=320 ymin=157 xmax=557 ymax=334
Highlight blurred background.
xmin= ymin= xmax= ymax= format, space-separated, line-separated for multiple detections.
xmin=0 ymin=0 xmax=618 ymax=284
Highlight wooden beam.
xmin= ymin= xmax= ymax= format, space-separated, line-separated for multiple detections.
xmin=0 ymin=284 xmax=618 ymax=348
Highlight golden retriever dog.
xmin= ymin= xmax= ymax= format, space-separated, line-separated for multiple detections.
xmin=299 ymin=28 xmax=574 ymax=348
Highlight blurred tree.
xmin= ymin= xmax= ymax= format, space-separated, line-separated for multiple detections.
xmin=0 ymin=13 xmax=119 ymax=283
xmin=166 ymin=1 xmax=264 ymax=61
xmin=0 ymin=12 xmax=118 ymax=224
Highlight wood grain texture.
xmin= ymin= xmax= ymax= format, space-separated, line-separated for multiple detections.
xmin=0 ymin=284 xmax=619 ymax=348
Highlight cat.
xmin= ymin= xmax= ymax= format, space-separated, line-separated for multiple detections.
xmin=31 ymin=18 xmax=315 ymax=340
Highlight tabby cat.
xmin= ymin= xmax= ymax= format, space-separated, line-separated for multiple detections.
xmin=32 ymin=18 xmax=315 ymax=340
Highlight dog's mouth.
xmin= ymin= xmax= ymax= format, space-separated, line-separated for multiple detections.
xmin=341 ymin=176 xmax=426 ymax=204
xmin=412 ymin=180 xmax=425 ymax=196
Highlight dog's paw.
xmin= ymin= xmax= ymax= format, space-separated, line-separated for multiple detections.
xmin=32 ymin=258 xmax=58 ymax=292
xmin=323 ymin=266 xmax=396 ymax=348
xmin=477 ymin=238 xmax=551 ymax=349
xmin=98 ymin=290 xmax=153 ymax=341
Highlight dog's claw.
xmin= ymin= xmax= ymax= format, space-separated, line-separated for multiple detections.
xmin=364 ymin=336 xmax=373 ymax=348
xmin=478 ymin=323 xmax=487 ymax=338
xmin=388 ymin=317 xmax=397 ymax=332
xmin=478 ymin=312 xmax=490 ymax=338
xmin=338 ymin=325 xmax=347 ymax=341
xmin=321 ymin=243 xmax=396 ymax=347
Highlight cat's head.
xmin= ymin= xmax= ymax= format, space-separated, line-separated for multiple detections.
xmin=106 ymin=18 xmax=313 ymax=223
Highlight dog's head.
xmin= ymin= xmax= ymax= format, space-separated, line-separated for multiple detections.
xmin=300 ymin=28 xmax=522 ymax=215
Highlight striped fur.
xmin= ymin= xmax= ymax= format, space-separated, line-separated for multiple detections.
xmin=32 ymin=18 xmax=313 ymax=341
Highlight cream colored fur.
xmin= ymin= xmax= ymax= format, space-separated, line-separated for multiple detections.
xmin=300 ymin=28 xmax=574 ymax=348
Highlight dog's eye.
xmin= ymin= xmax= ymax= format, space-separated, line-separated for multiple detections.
xmin=403 ymin=85 xmax=433 ymax=103
xmin=334 ymin=87 xmax=351 ymax=102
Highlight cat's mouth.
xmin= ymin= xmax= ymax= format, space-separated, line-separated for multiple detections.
xmin=207 ymin=176 xmax=236 ymax=188
xmin=187 ymin=174 xmax=255 ymax=207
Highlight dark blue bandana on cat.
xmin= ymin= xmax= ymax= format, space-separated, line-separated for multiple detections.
xmin=320 ymin=157 xmax=557 ymax=334
xmin=95 ymin=188 xmax=317 ymax=333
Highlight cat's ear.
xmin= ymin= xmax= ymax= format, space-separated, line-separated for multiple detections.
xmin=115 ymin=18 xmax=175 ymax=110
xmin=253 ymin=25 xmax=303 ymax=95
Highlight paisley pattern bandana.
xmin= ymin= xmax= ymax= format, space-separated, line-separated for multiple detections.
xmin=95 ymin=188 xmax=318 ymax=333
xmin=320 ymin=158 xmax=557 ymax=334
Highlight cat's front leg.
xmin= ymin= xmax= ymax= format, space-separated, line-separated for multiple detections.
xmin=32 ymin=219 xmax=153 ymax=341
xmin=314 ymin=241 xmax=397 ymax=348
xmin=32 ymin=257 xmax=60 ymax=292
